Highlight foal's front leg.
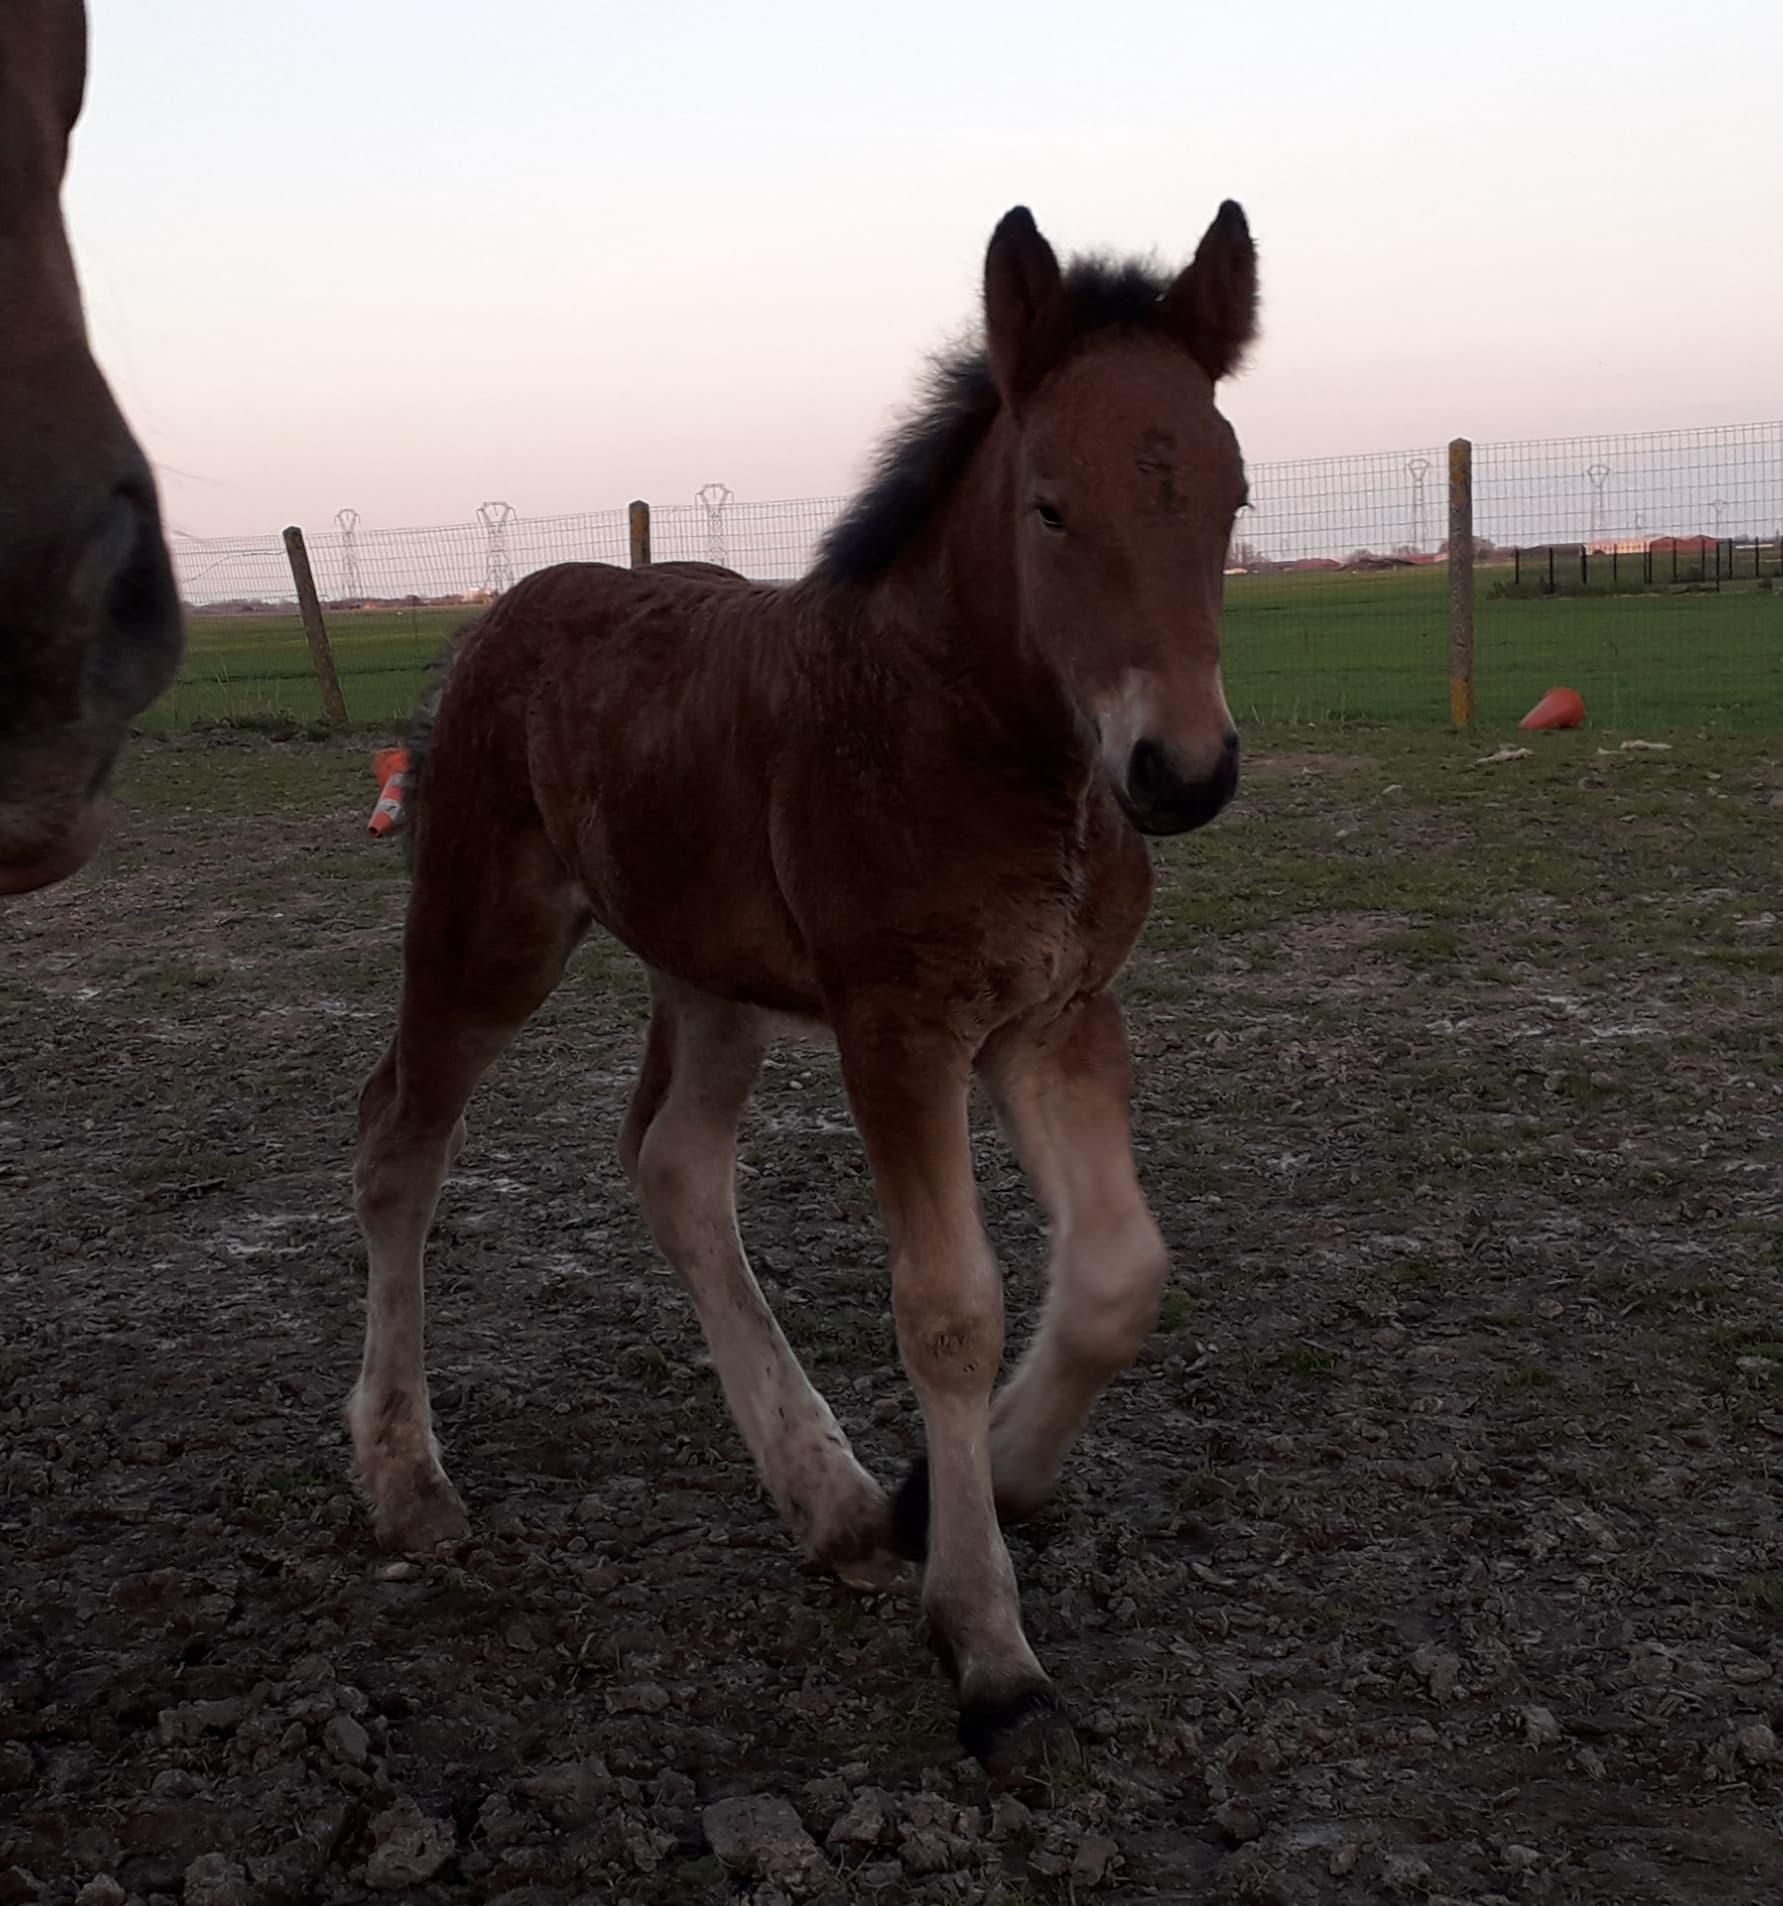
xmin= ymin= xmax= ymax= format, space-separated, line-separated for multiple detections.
xmin=837 ymin=1006 xmax=1065 ymax=1768
xmin=889 ymin=991 xmax=1167 ymax=1546
xmin=979 ymin=990 xmax=1168 ymax=1519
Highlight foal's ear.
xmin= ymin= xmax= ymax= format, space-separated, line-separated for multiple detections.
xmin=1164 ymin=199 xmax=1259 ymax=382
xmin=983 ymin=206 xmax=1062 ymax=397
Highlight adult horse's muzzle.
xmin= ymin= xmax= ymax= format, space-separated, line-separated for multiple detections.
xmin=1116 ymin=730 xmax=1240 ymax=836
xmin=0 ymin=469 xmax=183 ymax=898
xmin=0 ymin=797 xmax=108 ymax=897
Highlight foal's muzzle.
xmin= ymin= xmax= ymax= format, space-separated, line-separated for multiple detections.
xmin=1120 ymin=731 xmax=1240 ymax=836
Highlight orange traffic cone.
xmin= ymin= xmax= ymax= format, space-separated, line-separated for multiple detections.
xmin=1519 ymin=686 xmax=1585 ymax=731
xmin=368 ymin=746 xmax=409 ymax=836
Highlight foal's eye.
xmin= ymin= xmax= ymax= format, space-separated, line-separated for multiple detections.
xmin=1034 ymin=501 xmax=1066 ymax=533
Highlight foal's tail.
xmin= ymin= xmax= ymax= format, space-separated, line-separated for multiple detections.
xmin=397 ymin=616 xmax=483 ymax=870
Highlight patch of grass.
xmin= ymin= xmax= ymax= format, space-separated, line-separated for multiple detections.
xmin=868 ymin=1685 xmax=954 ymax=1759
xmin=1591 ymin=1267 xmax=1730 ymax=1315
xmin=984 ymin=1882 xmax=1044 ymax=1906
xmin=671 ymin=1857 xmax=730 ymax=1891
xmin=1502 ymin=1363 xmax=1559 ymax=1392
xmin=123 ymin=1149 xmax=260 ymax=1189
xmin=1696 ymin=1329 xmax=1783 ymax=1393
xmin=1156 ymin=1288 xmax=1194 ymax=1335
xmin=301 ymin=950 xmax=397 ymax=1000
xmin=622 ymin=1343 xmax=673 ymax=1393
xmin=826 ymin=1598 xmax=865 ymax=1635
xmin=1736 ymin=1574 xmax=1783 ymax=1619
xmin=246 ymin=1466 xmax=330 ymax=1518
xmin=1547 ymin=1066 xmax=1619 ymax=1107
xmin=1032 ymin=1734 xmax=1107 ymax=1801
xmin=131 ymin=960 xmax=226 ymax=1004
xmin=1384 ymin=923 xmax=1461 ymax=967
xmin=1173 ymin=1470 xmax=1230 ymax=1513
xmin=187 ymin=710 xmax=339 ymax=742
xmin=1277 ymin=1344 xmax=1340 ymax=1380
xmin=1312 ymin=1598 xmax=1358 ymax=1636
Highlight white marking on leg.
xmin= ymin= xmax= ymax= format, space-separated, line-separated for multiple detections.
xmin=349 ymin=1108 xmax=468 ymax=1550
xmin=895 ymin=1221 xmax=1046 ymax=1695
xmin=982 ymin=994 xmax=1167 ymax=1517
xmin=841 ymin=1019 xmax=1048 ymax=1710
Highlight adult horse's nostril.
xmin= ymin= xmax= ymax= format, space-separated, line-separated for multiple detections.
xmin=103 ymin=484 xmax=179 ymax=635
xmin=1122 ymin=734 xmax=1239 ymax=836
xmin=1127 ymin=738 xmax=1174 ymax=809
xmin=72 ymin=474 xmax=184 ymax=718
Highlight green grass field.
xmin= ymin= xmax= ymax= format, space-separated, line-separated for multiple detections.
xmin=1220 ymin=565 xmax=1782 ymax=729
xmin=142 ymin=605 xmax=464 ymax=736
xmin=146 ymin=563 xmax=1783 ymax=736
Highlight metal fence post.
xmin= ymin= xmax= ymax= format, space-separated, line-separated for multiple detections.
xmin=1446 ymin=438 xmax=1475 ymax=728
xmin=628 ymin=499 xmax=652 ymax=568
xmin=281 ymin=526 xmax=349 ymax=726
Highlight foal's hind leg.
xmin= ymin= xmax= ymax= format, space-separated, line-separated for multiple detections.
xmin=632 ymin=975 xmax=892 ymax=1577
xmin=348 ymin=827 xmax=587 ymax=1552
xmin=892 ymin=991 xmax=1166 ymax=1551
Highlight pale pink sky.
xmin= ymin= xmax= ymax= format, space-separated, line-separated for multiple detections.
xmin=64 ymin=0 xmax=1782 ymax=539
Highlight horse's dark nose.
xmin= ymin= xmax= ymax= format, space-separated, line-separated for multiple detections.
xmin=73 ymin=472 xmax=184 ymax=717
xmin=1123 ymin=731 xmax=1239 ymax=835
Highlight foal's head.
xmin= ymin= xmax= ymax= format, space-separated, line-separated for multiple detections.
xmin=983 ymin=203 xmax=1256 ymax=835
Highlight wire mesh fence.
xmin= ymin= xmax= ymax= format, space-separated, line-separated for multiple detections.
xmin=1472 ymin=425 xmax=1782 ymax=729
xmin=1222 ymin=446 xmax=1452 ymax=724
xmin=650 ymin=490 xmax=846 ymax=578
xmin=154 ymin=421 xmax=1783 ymax=734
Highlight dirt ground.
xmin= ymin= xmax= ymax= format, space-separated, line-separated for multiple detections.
xmin=2 ymin=728 xmax=1780 ymax=1906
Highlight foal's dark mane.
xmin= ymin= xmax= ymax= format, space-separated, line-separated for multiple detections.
xmin=812 ymin=256 xmax=1179 ymax=585
xmin=398 ymin=259 xmax=1184 ymax=854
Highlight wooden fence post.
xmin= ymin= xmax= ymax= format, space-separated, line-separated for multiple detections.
xmin=282 ymin=526 xmax=349 ymax=727
xmin=1447 ymin=438 xmax=1475 ymax=728
xmin=628 ymin=499 xmax=652 ymax=568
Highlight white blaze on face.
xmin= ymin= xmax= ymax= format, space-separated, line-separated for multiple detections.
xmin=1093 ymin=666 xmax=1235 ymax=787
xmin=1093 ymin=670 xmax=1157 ymax=788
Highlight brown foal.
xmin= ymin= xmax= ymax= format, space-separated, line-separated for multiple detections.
xmin=349 ymin=199 xmax=1258 ymax=1768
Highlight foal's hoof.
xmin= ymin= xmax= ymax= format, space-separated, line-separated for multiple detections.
xmin=890 ymin=1458 xmax=931 ymax=1562
xmin=826 ymin=1550 xmax=919 ymax=1598
xmin=959 ymin=1688 xmax=1079 ymax=1787
xmin=371 ymin=1475 xmax=470 ymax=1555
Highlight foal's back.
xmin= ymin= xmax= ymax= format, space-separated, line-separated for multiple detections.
xmin=418 ymin=555 xmax=1148 ymax=1022
xmin=424 ymin=558 xmax=827 ymax=1011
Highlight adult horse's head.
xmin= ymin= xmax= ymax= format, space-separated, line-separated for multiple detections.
xmin=982 ymin=202 xmax=1256 ymax=836
xmin=0 ymin=0 xmax=182 ymax=897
